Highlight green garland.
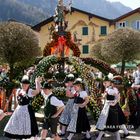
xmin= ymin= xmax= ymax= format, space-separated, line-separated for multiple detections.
xmin=53 ymin=87 xmax=66 ymax=98
xmin=31 ymin=93 xmax=44 ymax=112
xmin=31 ymin=56 xmax=116 ymax=118
xmin=31 ymin=55 xmax=58 ymax=84
xmin=30 ymin=56 xmax=59 ymax=112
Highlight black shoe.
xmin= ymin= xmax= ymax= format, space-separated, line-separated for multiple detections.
xmin=134 ymin=125 xmax=139 ymax=130
xmin=82 ymin=137 xmax=91 ymax=140
xmin=121 ymin=133 xmax=130 ymax=138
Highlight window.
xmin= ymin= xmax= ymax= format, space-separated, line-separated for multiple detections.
xmin=83 ymin=45 xmax=89 ymax=54
xmin=100 ymin=26 xmax=107 ymax=35
xmin=136 ymin=20 xmax=140 ymax=30
xmin=82 ymin=27 xmax=88 ymax=35
xmin=118 ymin=21 xmax=126 ymax=28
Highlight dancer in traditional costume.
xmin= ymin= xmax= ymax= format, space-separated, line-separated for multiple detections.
xmin=41 ymin=82 xmax=64 ymax=140
xmin=59 ymin=73 xmax=75 ymax=136
xmin=132 ymin=63 xmax=140 ymax=129
xmin=112 ymin=75 xmax=129 ymax=138
xmin=96 ymin=76 xmax=128 ymax=140
xmin=4 ymin=77 xmax=41 ymax=139
xmin=66 ymin=78 xmax=91 ymax=140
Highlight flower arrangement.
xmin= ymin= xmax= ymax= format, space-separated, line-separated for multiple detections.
xmin=87 ymin=95 xmax=101 ymax=121
xmin=81 ymin=58 xmax=118 ymax=75
xmin=31 ymin=55 xmax=58 ymax=86
xmin=31 ymin=93 xmax=44 ymax=112
xmin=43 ymin=32 xmax=81 ymax=57
xmin=31 ymin=56 xmax=117 ymax=120
xmin=53 ymin=87 xmax=66 ymax=98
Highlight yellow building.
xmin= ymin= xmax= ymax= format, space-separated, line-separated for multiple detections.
xmin=32 ymin=7 xmax=114 ymax=57
xmin=32 ymin=7 xmax=140 ymax=58
xmin=114 ymin=7 xmax=140 ymax=30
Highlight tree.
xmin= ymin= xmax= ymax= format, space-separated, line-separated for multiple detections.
xmin=91 ymin=39 xmax=105 ymax=61
xmin=0 ymin=21 xmax=41 ymax=81
xmin=92 ymin=28 xmax=140 ymax=75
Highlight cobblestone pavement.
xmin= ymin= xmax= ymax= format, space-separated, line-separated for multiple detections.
xmin=0 ymin=125 xmax=140 ymax=140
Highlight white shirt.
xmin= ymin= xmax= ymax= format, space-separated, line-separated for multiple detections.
xmin=133 ymin=70 xmax=140 ymax=85
xmin=42 ymin=92 xmax=64 ymax=107
xmin=79 ymin=91 xmax=88 ymax=99
xmin=105 ymin=87 xmax=119 ymax=100
xmin=16 ymin=88 xmax=33 ymax=97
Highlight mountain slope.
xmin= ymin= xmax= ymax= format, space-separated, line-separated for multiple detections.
xmin=0 ymin=0 xmax=132 ymax=25
xmin=72 ymin=0 xmax=132 ymax=19
xmin=0 ymin=0 xmax=46 ymax=25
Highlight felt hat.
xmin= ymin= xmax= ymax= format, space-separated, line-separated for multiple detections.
xmin=42 ymin=82 xmax=53 ymax=89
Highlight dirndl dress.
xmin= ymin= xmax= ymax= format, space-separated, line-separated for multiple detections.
xmin=96 ymin=93 xmax=119 ymax=132
xmin=67 ymin=91 xmax=90 ymax=133
xmin=59 ymin=98 xmax=74 ymax=126
xmin=4 ymin=89 xmax=39 ymax=139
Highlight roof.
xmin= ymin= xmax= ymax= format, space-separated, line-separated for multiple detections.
xmin=32 ymin=7 xmax=113 ymax=31
xmin=32 ymin=16 xmax=54 ymax=31
xmin=114 ymin=7 xmax=140 ymax=22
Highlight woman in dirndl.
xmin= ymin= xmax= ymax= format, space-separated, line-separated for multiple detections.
xmin=66 ymin=78 xmax=91 ymax=140
xmin=59 ymin=74 xmax=76 ymax=136
xmin=4 ymin=77 xmax=41 ymax=139
xmin=96 ymin=77 xmax=127 ymax=140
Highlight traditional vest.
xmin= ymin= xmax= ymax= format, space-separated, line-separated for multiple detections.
xmin=44 ymin=94 xmax=57 ymax=119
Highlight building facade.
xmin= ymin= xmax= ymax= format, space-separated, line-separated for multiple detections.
xmin=32 ymin=7 xmax=140 ymax=58
xmin=114 ymin=8 xmax=140 ymax=30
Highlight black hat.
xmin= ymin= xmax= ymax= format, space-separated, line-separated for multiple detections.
xmin=103 ymin=76 xmax=111 ymax=82
xmin=42 ymin=82 xmax=53 ymax=89
xmin=65 ymin=74 xmax=75 ymax=83
xmin=21 ymin=79 xmax=30 ymax=84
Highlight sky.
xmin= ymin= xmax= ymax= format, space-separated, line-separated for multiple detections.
xmin=106 ymin=0 xmax=140 ymax=9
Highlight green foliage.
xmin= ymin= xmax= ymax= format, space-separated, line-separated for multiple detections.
xmin=91 ymin=39 xmax=105 ymax=61
xmin=0 ymin=21 xmax=41 ymax=81
xmin=0 ymin=21 xmax=41 ymax=64
xmin=92 ymin=28 xmax=140 ymax=75
xmin=31 ymin=93 xmax=44 ymax=112
xmin=101 ymin=28 xmax=140 ymax=64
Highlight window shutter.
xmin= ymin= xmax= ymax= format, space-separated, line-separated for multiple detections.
xmin=83 ymin=45 xmax=89 ymax=54
xmin=82 ymin=27 xmax=88 ymax=35
xmin=125 ymin=21 xmax=129 ymax=27
xmin=131 ymin=21 xmax=137 ymax=29
xmin=100 ymin=26 xmax=107 ymax=35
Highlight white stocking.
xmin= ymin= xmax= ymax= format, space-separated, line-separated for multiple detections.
xmin=86 ymin=131 xmax=91 ymax=138
xmin=121 ymin=124 xmax=129 ymax=134
xmin=67 ymin=133 xmax=74 ymax=140
xmin=115 ymin=131 xmax=121 ymax=140
xmin=96 ymin=131 xmax=104 ymax=140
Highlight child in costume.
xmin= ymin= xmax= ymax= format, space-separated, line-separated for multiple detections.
xmin=66 ymin=78 xmax=91 ymax=140
xmin=59 ymin=73 xmax=76 ymax=136
xmin=41 ymin=82 xmax=64 ymax=140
